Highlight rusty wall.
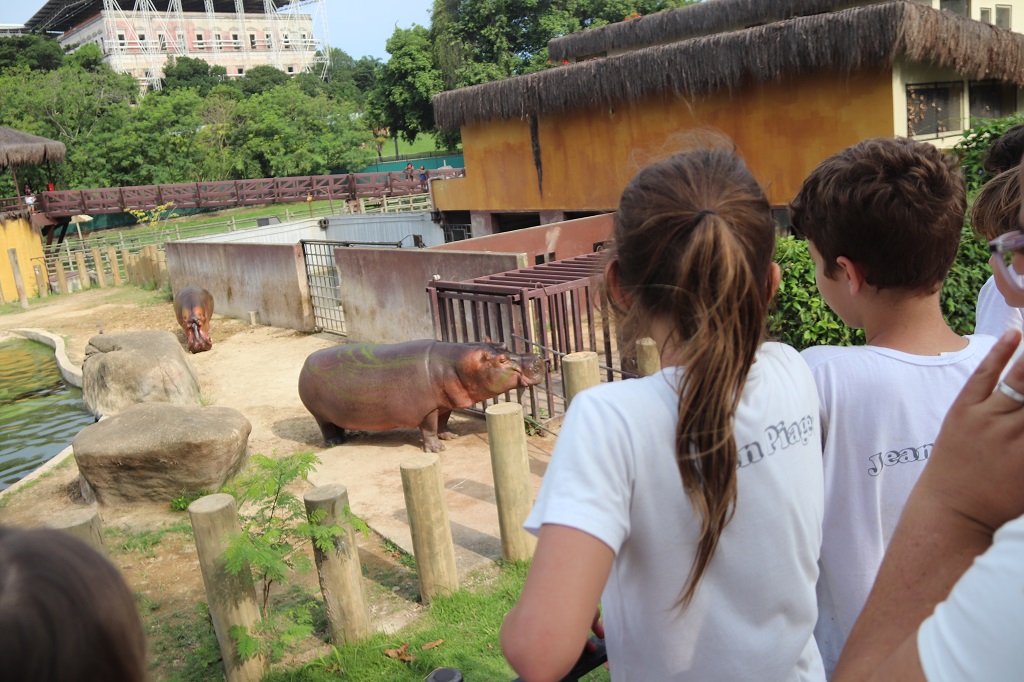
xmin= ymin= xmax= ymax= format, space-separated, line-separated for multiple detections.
xmin=0 ymin=216 xmax=45 ymax=303
xmin=433 ymin=213 xmax=615 ymax=262
xmin=334 ymin=248 xmax=526 ymax=344
xmin=433 ymin=69 xmax=895 ymax=211
xmin=166 ymin=241 xmax=314 ymax=331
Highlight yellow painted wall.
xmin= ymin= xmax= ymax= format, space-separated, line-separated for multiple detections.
xmin=0 ymin=217 xmax=45 ymax=302
xmin=433 ymin=68 xmax=896 ymax=211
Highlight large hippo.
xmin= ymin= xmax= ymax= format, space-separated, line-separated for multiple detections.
xmin=298 ymin=340 xmax=545 ymax=452
xmin=173 ymin=285 xmax=214 ymax=353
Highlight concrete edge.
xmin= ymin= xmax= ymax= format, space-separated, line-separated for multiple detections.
xmin=7 ymin=328 xmax=83 ymax=387
xmin=0 ymin=444 xmax=75 ymax=504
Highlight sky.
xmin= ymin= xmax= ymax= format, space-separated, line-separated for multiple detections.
xmin=0 ymin=0 xmax=435 ymax=61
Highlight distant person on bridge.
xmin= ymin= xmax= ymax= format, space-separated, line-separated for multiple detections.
xmin=22 ymin=185 xmax=35 ymax=211
xmin=405 ymin=163 xmax=414 ymax=182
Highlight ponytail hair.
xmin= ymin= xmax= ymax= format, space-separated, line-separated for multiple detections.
xmin=605 ymin=140 xmax=775 ymax=607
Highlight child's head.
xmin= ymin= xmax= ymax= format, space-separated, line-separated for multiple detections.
xmin=0 ymin=527 xmax=147 ymax=681
xmin=790 ymin=137 xmax=965 ymax=294
xmin=971 ymin=166 xmax=1020 ymax=242
xmin=605 ymin=138 xmax=776 ymax=607
xmin=984 ymin=123 xmax=1024 ymax=176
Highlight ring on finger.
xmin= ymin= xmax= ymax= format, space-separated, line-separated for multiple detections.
xmin=996 ymin=379 xmax=1024 ymax=404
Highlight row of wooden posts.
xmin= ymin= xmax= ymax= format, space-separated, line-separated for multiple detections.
xmin=43 ymin=338 xmax=661 ymax=682
xmin=2 ymin=244 xmax=168 ymax=308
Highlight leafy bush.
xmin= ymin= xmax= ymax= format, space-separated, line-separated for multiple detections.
xmin=953 ymin=114 xmax=1024 ymax=192
xmin=771 ymin=225 xmax=989 ymax=351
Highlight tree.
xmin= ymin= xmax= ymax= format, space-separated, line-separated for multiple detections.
xmin=64 ymin=43 xmax=106 ymax=73
xmin=367 ymin=25 xmax=443 ymax=144
xmin=0 ymin=35 xmax=65 ymax=74
xmin=162 ymin=56 xmax=227 ymax=96
xmin=239 ymin=64 xmax=290 ymax=97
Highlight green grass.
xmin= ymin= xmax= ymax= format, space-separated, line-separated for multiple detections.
xmin=145 ymin=602 xmax=224 ymax=682
xmin=105 ymin=520 xmax=193 ymax=557
xmin=390 ymin=132 xmax=458 ymax=157
xmin=0 ymin=471 xmax=54 ymax=509
xmin=266 ymin=561 xmax=609 ymax=682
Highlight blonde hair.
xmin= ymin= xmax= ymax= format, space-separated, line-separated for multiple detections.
xmin=604 ymin=139 xmax=774 ymax=607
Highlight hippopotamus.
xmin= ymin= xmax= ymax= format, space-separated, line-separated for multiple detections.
xmin=173 ymin=285 xmax=214 ymax=353
xmin=298 ymin=339 xmax=545 ymax=452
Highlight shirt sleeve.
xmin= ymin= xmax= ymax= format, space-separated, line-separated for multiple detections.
xmin=916 ymin=514 xmax=1024 ymax=682
xmin=524 ymin=387 xmax=635 ymax=555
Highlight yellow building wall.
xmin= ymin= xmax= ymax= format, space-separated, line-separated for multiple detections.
xmin=0 ymin=217 xmax=45 ymax=302
xmin=433 ymin=69 xmax=896 ymax=211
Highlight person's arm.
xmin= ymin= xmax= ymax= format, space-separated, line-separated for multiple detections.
xmin=501 ymin=524 xmax=614 ymax=682
xmin=833 ymin=330 xmax=1024 ymax=681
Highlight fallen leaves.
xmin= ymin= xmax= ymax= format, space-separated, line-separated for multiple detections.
xmin=421 ymin=639 xmax=445 ymax=650
xmin=384 ymin=639 xmax=446 ymax=663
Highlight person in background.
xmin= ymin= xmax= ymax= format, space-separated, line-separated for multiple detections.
xmin=23 ymin=184 xmax=35 ymax=210
xmin=970 ymin=166 xmax=1024 ymax=336
xmin=0 ymin=526 xmax=147 ymax=681
xmin=501 ymin=137 xmax=825 ymax=681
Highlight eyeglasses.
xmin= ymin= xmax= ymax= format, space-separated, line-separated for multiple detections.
xmin=989 ymin=230 xmax=1024 ymax=291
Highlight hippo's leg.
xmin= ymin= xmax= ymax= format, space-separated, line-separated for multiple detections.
xmin=437 ymin=409 xmax=458 ymax=441
xmin=419 ymin=410 xmax=445 ymax=453
xmin=315 ymin=417 xmax=347 ymax=446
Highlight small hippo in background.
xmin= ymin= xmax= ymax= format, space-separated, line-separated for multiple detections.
xmin=298 ymin=339 xmax=545 ymax=452
xmin=174 ymin=285 xmax=214 ymax=353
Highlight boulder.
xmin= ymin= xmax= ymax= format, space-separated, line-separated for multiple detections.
xmin=82 ymin=330 xmax=201 ymax=418
xmin=73 ymin=403 xmax=251 ymax=505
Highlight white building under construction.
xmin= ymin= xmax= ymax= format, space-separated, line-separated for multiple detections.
xmin=21 ymin=0 xmax=327 ymax=90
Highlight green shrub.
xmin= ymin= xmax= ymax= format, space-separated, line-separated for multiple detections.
xmin=771 ymin=225 xmax=989 ymax=351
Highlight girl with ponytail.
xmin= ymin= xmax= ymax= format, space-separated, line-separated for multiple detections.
xmin=502 ymin=138 xmax=826 ymax=681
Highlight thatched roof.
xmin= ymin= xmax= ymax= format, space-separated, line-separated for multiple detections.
xmin=434 ymin=0 xmax=1024 ymax=130
xmin=548 ymin=0 xmax=884 ymax=62
xmin=0 ymin=128 xmax=66 ymax=169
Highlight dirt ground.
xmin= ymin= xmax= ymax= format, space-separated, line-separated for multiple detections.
xmin=0 ymin=286 xmax=557 ymax=676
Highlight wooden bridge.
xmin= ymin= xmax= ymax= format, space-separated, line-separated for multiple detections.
xmin=1 ymin=168 xmax=463 ymax=222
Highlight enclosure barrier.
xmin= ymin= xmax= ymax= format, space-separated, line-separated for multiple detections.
xmin=187 ymin=494 xmax=266 ymax=682
xmin=486 ymin=403 xmax=537 ymax=561
xmin=400 ymin=454 xmax=459 ymax=604
xmin=7 ymin=248 xmax=28 ymax=308
xmin=636 ymin=338 xmax=661 ymax=377
xmin=46 ymin=507 xmax=108 ymax=557
xmin=303 ymin=484 xmax=372 ymax=644
xmin=562 ymin=351 xmax=600 ymax=407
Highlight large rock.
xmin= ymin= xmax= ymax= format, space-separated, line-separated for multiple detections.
xmin=82 ymin=330 xmax=201 ymax=418
xmin=73 ymin=403 xmax=251 ymax=505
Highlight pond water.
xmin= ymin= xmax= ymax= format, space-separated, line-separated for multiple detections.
xmin=0 ymin=338 xmax=94 ymax=491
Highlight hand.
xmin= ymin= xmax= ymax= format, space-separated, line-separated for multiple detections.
xmin=919 ymin=329 xmax=1024 ymax=532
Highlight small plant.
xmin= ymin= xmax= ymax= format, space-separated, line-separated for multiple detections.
xmin=524 ymin=407 xmax=549 ymax=436
xmin=221 ymin=451 xmax=364 ymax=662
xmin=127 ymin=201 xmax=177 ymax=226
xmin=383 ymin=537 xmax=417 ymax=571
xmin=105 ymin=521 xmax=193 ymax=557
xmin=170 ymin=489 xmax=210 ymax=512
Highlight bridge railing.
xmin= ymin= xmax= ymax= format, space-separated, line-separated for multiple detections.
xmin=32 ymin=168 xmax=464 ymax=218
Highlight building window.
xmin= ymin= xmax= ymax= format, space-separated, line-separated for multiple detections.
xmin=137 ymin=33 xmax=146 ymax=47
xmin=117 ymin=32 xmax=126 ymax=47
xmin=282 ymin=33 xmax=290 ymax=49
xmin=981 ymin=7 xmax=992 ymax=22
xmin=266 ymin=33 xmax=273 ymax=49
xmin=238 ymin=67 xmax=245 ymax=76
xmin=232 ymin=33 xmax=240 ymax=49
xmin=907 ymin=81 xmax=964 ymax=137
xmin=158 ymin=34 xmax=166 ymax=50
xmin=249 ymin=33 xmax=257 ymax=49
xmin=940 ymin=0 xmax=970 ymax=16
xmin=970 ymin=80 xmax=1017 ymax=120
xmin=287 ymin=65 xmax=294 ymax=73
xmin=214 ymin=33 xmax=222 ymax=50
xmin=195 ymin=32 xmax=204 ymax=49
xmin=996 ymin=4 xmax=1011 ymax=28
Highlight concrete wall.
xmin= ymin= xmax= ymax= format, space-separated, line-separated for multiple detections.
xmin=334 ymin=248 xmax=527 ymax=343
xmin=185 ymin=218 xmax=320 ymax=244
xmin=166 ymin=241 xmax=314 ymax=331
xmin=0 ymin=215 xmax=45 ymax=302
xmin=435 ymin=213 xmax=614 ymax=263
xmin=324 ymin=212 xmax=446 ymax=247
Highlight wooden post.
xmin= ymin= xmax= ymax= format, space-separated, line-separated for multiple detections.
xmin=33 ymin=264 xmax=48 ymax=298
xmin=303 ymin=485 xmax=371 ymax=644
xmin=562 ymin=351 xmax=600 ymax=407
xmin=108 ymin=246 xmax=122 ymax=286
xmin=636 ymin=338 xmax=661 ymax=377
xmin=121 ymin=249 xmax=132 ymax=285
xmin=55 ymin=259 xmax=69 ymax=294
xmin=399 ymin=454 xmax=459 ymax=604
xmin=188 ymin=494 xmax=266 ymax=682
xmin=8 ymin=248 xmax=29 ymax=308
xmin=75 ymin=251 xmax=90 ymax=290
xmin=156 ymin=250 xmax=169 ymax=289
xmin=147 ymin=245 xmax=159 ymax=287
xmin=47 ymin=507 xmax=107 ymax=557
xmin=0 ymin=277 xmax=5 ymax=304
xmin=90 ymin=247 xmax=107 ymax=288
xmin=485 ymin=403 xmax=537 ymax=561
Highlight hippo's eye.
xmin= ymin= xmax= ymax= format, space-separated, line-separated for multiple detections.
xmin=498 ymin=355 xmax=509 ymax=363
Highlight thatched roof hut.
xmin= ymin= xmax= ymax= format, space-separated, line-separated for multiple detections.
xmin=0 ymin=128 xmax=66 ymax=170
xmin=433 ymin=0 xmax=1024 ymax=130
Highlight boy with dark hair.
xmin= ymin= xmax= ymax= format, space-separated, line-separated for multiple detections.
xmin=789 ymin=137 xmax=997 ymax=677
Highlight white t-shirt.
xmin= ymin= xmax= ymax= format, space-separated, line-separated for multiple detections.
xmin=975 ymin=275 xmax=1024 ymax=337
xmin=525 ymin=342 xmax=825 ymax=681
xmin=917 ymin=513 xmax=1024 ymax=682
xmin=801 ymin=336 xmax=998 ymax=677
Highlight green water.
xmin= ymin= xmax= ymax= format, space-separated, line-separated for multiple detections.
xmin=0 ymin=338 xmax=94 ymax=491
